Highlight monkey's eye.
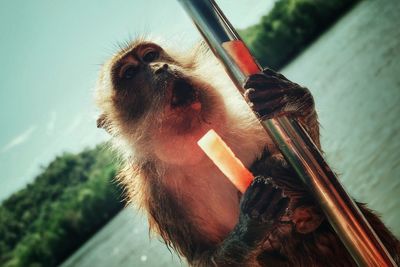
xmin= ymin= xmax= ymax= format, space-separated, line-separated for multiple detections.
xmin=120 ymin=65 xmax=137 ymax=80
xmin=142 ymin=50 xmax=159 ymax=63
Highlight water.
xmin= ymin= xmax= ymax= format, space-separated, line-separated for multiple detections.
xmin=283 ymin=0 xmax=400 ymax=237
xmin=61 ymin=0 xmax=400 ymax=266
xmin=60 ymin=209 xmax=185 ymax=267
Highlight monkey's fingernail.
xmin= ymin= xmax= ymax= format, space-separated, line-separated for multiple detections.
xmin=246 ymin=88 xmax=255 ymax=94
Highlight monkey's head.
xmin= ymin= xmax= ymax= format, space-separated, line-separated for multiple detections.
xmin=96 ymin=39 xmax=233 ymax=165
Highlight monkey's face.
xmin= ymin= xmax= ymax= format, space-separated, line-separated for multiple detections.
xmin=105 ymin=42 xmax=202 ymax=121
xmin=96 ymin=40 xmax=227 ymax=163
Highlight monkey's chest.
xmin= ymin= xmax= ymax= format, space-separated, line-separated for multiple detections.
xmin=172 ymin=165 xmax=240 ymax=242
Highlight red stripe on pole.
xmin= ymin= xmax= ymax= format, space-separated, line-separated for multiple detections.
xmin=222 ymin=40 xmax=260 ymax=76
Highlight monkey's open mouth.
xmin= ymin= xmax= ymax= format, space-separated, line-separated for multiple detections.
xmin=170 ymin=79 xmax=199 ymax=108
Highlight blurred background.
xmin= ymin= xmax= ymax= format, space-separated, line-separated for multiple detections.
xmin=0 ymin=0 xmax=399 ymax=266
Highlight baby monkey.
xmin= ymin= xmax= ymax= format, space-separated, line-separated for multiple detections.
xmin=96 ymin=39 xmax=400 ymax=266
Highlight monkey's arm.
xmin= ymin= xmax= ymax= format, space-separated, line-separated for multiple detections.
xmin=244 ymin=68 xmax=320 ymax=149
xmin=192 ymin=177 xmax=289 ymax=267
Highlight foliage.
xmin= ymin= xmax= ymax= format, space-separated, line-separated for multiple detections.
xmin=239 ymin=0 xmax=360 ymax=69
xmin=0 ymin=144 xmax=124 ymax=267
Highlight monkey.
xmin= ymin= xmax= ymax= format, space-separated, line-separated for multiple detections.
xmin=95 ymin=38 xmax=400 ymax=266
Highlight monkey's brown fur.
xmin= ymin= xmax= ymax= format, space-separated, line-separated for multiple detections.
xmin=96 ymin=38 xmax=400 ymax=266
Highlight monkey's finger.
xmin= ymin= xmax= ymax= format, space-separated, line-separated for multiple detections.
xmin=250 ymin=184 xmax=277 ymax=219
xmin=245 ymin=87 xmax=286 ymax=103
xmin=241 ymin=177 xmax=278 ymax=214
xmin=241 ymin=177 xmax=267 ymax=212
xmin=244 ymin=74 xmax=287 ymax=90
xmin=263 ymin=187 xmax=287 ymax=215
xmin=263 ymin=196 xmax=290 ymax=222
xmin=244 ymin=88 xmax=256 ymax=103
xmin=262 ymin=68 xmax=291 ymax=82
xmin=250 ymin=86 xmax=311 ymax=109
xmin=251 ymin=97 xmax=285 ymax=115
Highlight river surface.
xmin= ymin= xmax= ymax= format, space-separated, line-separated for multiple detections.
xmin=61 ymin=0 xmax=400 ymax=266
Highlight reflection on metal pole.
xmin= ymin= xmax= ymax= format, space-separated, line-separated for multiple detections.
xmin=177 ymin=0 xmax=397 ymax=266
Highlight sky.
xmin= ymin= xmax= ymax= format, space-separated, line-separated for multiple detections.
xmin=0 ymin=0 xmax=276 ymax=201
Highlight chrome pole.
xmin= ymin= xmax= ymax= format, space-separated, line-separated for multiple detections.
xmin=177 ymin=0 xmax=397 ymax=266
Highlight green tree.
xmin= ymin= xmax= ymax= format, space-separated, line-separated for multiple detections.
xmin=240 ymin=0 xmax=360 ymax=69
xmin=0 ymin=144 xmax=124 ymax=267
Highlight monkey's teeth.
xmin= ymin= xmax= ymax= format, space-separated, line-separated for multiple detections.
xmin=172 ymin=96 xmax=179 ymax=105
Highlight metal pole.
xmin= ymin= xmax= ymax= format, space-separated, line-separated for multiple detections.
xmin=177 ymin=0 xmax=397 ymax=266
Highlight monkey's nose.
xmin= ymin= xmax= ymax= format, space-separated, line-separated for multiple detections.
xmin=155 ymin=64 xmax=169 ymax=74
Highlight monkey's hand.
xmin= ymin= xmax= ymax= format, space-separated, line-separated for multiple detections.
xmin=237 ymin=176 xmax=289 ymax=245
xmin=210 ymin=176 xmax=289 ymax=266
xmin=244 ymin=68 xmax=320 ymax=148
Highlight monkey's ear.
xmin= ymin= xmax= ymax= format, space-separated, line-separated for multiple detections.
xmin=97 ymin=114 xmax=111 ymax=133
xmin=292 ymin=206 xmax=324 ymax=234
